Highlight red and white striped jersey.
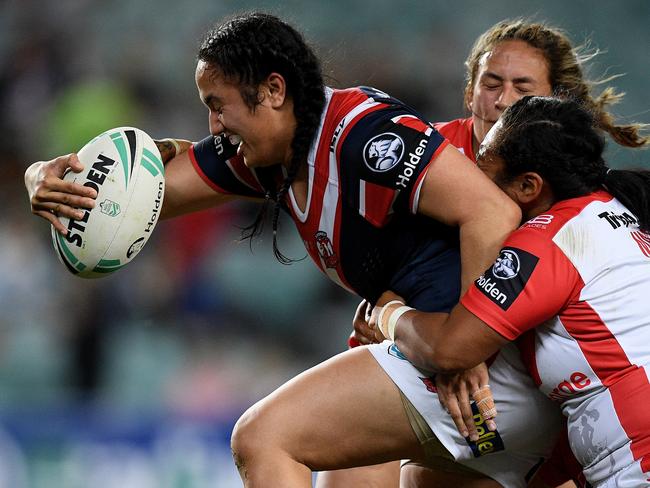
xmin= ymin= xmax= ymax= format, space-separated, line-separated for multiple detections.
xmin=462 ymin=190 xmax=650 ymax=486
xmin=434 ymin=117 xmax=476 ymax=163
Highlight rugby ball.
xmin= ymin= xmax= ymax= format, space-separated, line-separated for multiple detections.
xmin=51 ymin=127 xmax=165 ymax=278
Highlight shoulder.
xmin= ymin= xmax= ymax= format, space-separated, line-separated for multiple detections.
xmin=433 ymin=117 xmax=474 ymax=161
xmin=505 ymin=191 xmax=616 ymax=260
xmin=434 ymin=117 xmax=473 ymax=134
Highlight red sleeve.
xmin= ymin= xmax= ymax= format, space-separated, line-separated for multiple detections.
xmin=461 ymin=226 xmax=582 ymax=340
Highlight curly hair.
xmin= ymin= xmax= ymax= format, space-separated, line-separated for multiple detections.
xmin=198 ymin=12 xmax=325 ymax=263
xmin=465 ymin=19 xmax=649 ymax=148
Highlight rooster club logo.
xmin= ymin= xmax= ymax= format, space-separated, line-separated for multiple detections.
xmin=315 ymin=231 xmax=338 ymax=268
xmin=363 ymin=133 xmax=405 ymax=172
xmin=492 ymin=249 xmax=520 ymax=279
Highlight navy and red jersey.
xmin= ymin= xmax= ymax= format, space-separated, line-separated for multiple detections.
xmin=190 ymin=86 xmax=460 ymax=311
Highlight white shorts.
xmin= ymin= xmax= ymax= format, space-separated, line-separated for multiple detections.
xmin=368 ymin=341 xmax=563 ymax=488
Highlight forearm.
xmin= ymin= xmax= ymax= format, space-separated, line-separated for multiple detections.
xmin=377 ymin=301 xmax=506 ymax=373
xmin=155 ymin=138 xmax=193 ymax=165
xmin=159 ymin=146 xmax=239 ymax=220
xmin=392 ymin=310 xmax=449 ymax=373
xmin=458 ymin=205 xmax=519 ymax=292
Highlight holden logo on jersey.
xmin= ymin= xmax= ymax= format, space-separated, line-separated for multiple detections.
xmin=315 ymin=231 xmax=338 ymax=268
xmin=492 ymin=250 xmax=520 ymax=280
xmin=363 ymin=133 xmax=405 ymax=172
xmin=476 ymin=247 xmax=539 ymax=311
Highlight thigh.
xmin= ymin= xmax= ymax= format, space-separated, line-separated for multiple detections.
xmin=315 ymin=463 xmax=401 ymax=488
xmin=242 ymin=347 xmax=425 ymax=470
xmin=400 ymin=463 xmax=502 ymax=488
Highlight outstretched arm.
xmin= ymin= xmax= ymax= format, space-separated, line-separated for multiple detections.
xmin=25 ymin=136 xmax=241 ymax=233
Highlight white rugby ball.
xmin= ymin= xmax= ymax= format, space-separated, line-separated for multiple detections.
xmin=51 ymin=126 xmax=165 ymax=278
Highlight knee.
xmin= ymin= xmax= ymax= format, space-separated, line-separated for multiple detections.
xmin=231 ymin=403 xmax=264 ymax=462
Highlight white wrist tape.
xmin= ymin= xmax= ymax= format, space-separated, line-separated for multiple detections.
xmin=386 ymin=305 xmax=414 ymax=341
xmin=167 ymin=138 xmax=182 ymax=155
xmin=376 ymin=300 xmax=404 ymax=338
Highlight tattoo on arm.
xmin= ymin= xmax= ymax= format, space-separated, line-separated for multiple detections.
xmin=154 ymin=139 xmax=179 ymax=165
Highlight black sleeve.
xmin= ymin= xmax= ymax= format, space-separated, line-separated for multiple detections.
xmin=191 ymin=134 xmax=266 ymax=198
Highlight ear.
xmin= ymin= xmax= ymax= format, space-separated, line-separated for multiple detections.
xmin=512 ymin=172 xmax=544 ymax=204
xmin=259 ymin=72 xmax=287 ymax=108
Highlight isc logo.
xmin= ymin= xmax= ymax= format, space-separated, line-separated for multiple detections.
xmin=548 ymin=371 xmax=591 ymax=402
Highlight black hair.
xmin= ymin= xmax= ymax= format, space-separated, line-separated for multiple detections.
xmin=198 ymin=12 xmax=325 ymax=263
xmin=491 ymin=96 xmax=650 ymax=232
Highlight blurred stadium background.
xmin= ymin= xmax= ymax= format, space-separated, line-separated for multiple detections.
xmin=1 ymin=0 xmax=648 ymax=486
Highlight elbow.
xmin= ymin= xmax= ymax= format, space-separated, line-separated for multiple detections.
xmin=504 ymin=200 xmax=522 ymax=228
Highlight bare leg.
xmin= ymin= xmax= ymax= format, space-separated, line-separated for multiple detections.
xmin=316 ymin=462 xmax=501 ymax=488
xmin=231 ymin=347 xmax=424 ymax=487
xmin=401 ymin=463 xmax=502 ymax=488
xmin=316 ymin=463 xmax=401 ymax=488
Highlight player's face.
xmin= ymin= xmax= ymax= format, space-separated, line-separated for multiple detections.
xmin=476 ymin=121 xmax=517 ymax=202
xmin=195 ymin=60 xmax=293 ymax=168
xmin=469 ymin=40 xmax=552 ymax=145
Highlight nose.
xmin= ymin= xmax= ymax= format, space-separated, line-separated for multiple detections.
xmin=209 ymin=111 xmax=224 ymax=135
xmin=495 ymin=84 xmax=519 ymax=111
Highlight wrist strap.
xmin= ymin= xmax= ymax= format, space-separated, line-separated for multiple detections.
xmin=386 ymin=305 xmax=414 ymax=341
xmin=376 ymin=300 xmax=404 ymax=338
xmin=167 ymin=138 xmax=182 ymax=156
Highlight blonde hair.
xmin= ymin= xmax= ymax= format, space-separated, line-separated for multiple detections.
xmin=464 ymin=19 xmax=649 ymax=148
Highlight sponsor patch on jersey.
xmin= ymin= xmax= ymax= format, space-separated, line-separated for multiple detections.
xmin=363 ymin=132 xmax=405 ymax=172
xmin=315 ymin=231 xmax=338 ymax=268
xmin=475 ymin=247 xmax=539 ymax=310
xmin=388 ymin=342 xmax=408 ymax=360
xmin=524 ymin=214 xmax=554 ymax=229
xmin=419 ymin=376 xmax=437 ymax=393
xmin=492 ymin=249 xmax=521 ymax=279
xmin=466 ymin=402 xmax=505 ymax=457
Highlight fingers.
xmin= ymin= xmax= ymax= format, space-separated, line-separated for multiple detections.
xmin=367 ymin=305 xmax=386 ymax=342
xmin=58 ymin=153 xmax=84 ymax=173
xmin=444 ymin=393 xmax=473 ymax=440
xmin=34 ymin=209 xmax=67 ymax=234
xmin=351 ymin=300 xmax=384 ymax=345
xmin=36 ymin=190 xmax=96 ymax=211
xmin=28 ymin=154 xmax=99 ymax=233
xmin=472 ymin=385 xmax=497 ymax=431
xmin=456 ymin=381 xmax=479 ymax=441
xmin=34 ymin=199 xmax=89 ymax=220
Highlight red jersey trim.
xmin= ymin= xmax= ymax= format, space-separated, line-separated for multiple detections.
xmin=189 ymin=144 xmax=231 ymax=195
xmin=408 ymin=138 xmax=450 ymax=214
